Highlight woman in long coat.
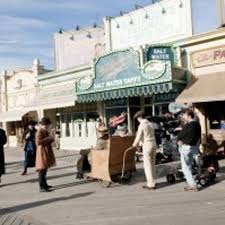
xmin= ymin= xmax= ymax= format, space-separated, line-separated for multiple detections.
xmin=22 ymin=121 xmax=37 ymax=175
xmin=36 ymin=117 xmax=56 ymax=192
xmin=0 ymin=128 xmax=7 ymax=184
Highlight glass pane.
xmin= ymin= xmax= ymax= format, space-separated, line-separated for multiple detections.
xmin=105 ymin=107 xmax=127 ymax=135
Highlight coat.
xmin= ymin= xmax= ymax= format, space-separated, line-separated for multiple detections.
xmin=0 ymin=128 xmax=7 ymax=175
xmin=35 ymin=128 xmax=56 ymax=171
xmin=23 ymin=129 xmax=37 ymax=168
xmin=133 ymin=119 xmax=157 ymax=150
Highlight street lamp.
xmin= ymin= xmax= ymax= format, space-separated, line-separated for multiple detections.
xmin=58 ymin=28 xmax=74 ymax=41
xmin=120 ymin=11 xmax=134 ymax=24
xmin=135 ymin=4 xmax=149 ymax=19
xmin=75 ymin=25 xmax=92 ymax=38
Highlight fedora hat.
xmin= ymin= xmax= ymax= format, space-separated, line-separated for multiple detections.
xmin=41 ymin=117 xmax=51 ymax=125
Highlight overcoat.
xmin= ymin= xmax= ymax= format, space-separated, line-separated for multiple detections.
xmin=35 ymin=128 xmax=56 ymax=171
xmin=0 ymin=128 xmax=7 ymax=175
xmin=23 ymin=129 xmax=37 ymax=168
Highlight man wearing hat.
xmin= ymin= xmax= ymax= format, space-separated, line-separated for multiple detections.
xmin=76 ymin=125 xmax=109 ymax=179
xmin=36 ymin=117 xmax=56 ymax=192
xmin=132 ymin=111 xmax=157 ymax=190
xmin=95 ymin=125 xmax=109 ymax=150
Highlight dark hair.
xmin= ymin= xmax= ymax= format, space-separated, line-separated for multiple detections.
xmin=133 ymin=111 xmax=145 ymax=119
xmin=41 ymin=117 xmax=51 ymax=125
xmin=184 ymin=109 xmax=195 ymax=119
xmin=27 ymin=120 xmax=37 ymax=126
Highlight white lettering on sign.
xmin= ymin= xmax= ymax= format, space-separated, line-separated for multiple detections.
xmin=93 ymin=76 xmax=142 ymax=90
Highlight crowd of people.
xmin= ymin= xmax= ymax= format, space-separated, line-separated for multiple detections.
xmin=0 ymin=109 xmax=224 ymax=193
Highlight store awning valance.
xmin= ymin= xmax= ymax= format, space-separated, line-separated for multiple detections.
xmin=77 ymin=82 xmax=181 ymax=103
xmin=176 ymin=72 xmax=225 ymax=103
xmin=27 ymin=85 xmax=75 ymax=110
xmin=0 ymin=110 xmax=29 ymax=122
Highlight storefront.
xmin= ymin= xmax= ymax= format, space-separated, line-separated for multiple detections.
xmin=75 ymin=46 xmax=187 ymax=135
xmin=0 ymin=59 xmax=48 ymax=147
xmin=176 ymin=29 xmax=225 ymax=143
xmin=25 ymin=63 xmax=99 ymax=150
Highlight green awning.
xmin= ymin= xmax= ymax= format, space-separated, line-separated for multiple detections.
xmin=77 ymin=82 xmax=180 ymax=103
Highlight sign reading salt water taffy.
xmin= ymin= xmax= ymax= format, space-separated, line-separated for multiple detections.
xmin=76 ymin=50 xmax=172 ymax=94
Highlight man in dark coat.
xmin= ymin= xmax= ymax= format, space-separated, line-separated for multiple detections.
xmin=0 ymin=127 xmax=7 ymax=184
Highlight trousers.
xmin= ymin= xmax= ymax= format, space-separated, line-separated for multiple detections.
xmin=143 ymin=144 xmax=157 ymax=188
xmin=38 ymin=169 xmax=48 ymax=189
xmin=179 ymin=145 xmax=200 ymax=188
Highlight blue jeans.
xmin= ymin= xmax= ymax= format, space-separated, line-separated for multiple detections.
xmin=179 ymin=145 xmax=200 ymax=188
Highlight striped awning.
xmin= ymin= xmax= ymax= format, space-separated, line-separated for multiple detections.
xmin=27 ymin=84 xmax=75 ymax=110
xmin=77 ymin=82 xmax=180 ymax=103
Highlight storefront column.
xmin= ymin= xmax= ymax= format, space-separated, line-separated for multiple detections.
xmin=37 ymin=109 xmax=44 ymax=121
xmin=127 ymin=101 xmax=132 ymax=133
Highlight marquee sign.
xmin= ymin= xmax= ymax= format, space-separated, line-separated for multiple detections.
xmin=76 ymin=49 xmax=172 ymax=95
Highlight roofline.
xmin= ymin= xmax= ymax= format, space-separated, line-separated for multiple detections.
xmin=38 ymin=63 xmax=92 ymax=81
xmin=174 ymin=27 xmax=225 ymax=47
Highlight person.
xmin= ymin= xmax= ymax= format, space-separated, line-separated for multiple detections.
xmin=177 ymin=109 xmax=201 ymax=192
xmin=76 ymin=125 xmax=109 ymax=179
xmin=202 ymin=134 xmax=219 ymax=172
xmin=0 ymin=127 xmax=7 ymax=185
xmin=95 ymin=125 xmax=109 ymax=150
xmin=132 ymin=111 xmax=157 ymax=190
xmin=21 ymin=121 xmax=37 ymax=175
xmin=36 ymin=117 xmax=56 ymax=192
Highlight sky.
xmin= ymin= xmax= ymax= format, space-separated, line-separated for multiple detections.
xmin=0 ymin=0 xmax=219 ymax=72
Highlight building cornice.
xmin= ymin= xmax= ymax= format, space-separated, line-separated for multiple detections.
xmin=175 ymin=28 xmax=225 ymax=47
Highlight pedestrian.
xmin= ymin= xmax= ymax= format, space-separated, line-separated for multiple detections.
xmin=177 ymin=109 xmax=201 ymax=192
xmin=35 ymin=117 xmax=56 ymax=192
xmin=132 ymin=111 xmax=157 ymax=190
xmin=0 ymin=127 xmax=7 ymax=185
xmin=21 ymin=121 xmax=37 ymax=175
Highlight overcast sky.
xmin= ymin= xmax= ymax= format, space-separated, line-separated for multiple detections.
xmin=0 ymin=0 xmax=219 ymax=71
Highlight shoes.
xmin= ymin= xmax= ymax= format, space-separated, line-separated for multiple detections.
xmin=76 ymin=173 xmax=84 ymax=179
xmin=40 ymin=188 xmax=52 ymax=192
xmin=142 ymin=185 xmax=156 ymax=190
xmin=21 ymin=172 xmax=27 ymax=175
xmin=184 ymin=186 xmax=199 ymax=192
xmin=46 ymin=185 xmax=53 ymax=189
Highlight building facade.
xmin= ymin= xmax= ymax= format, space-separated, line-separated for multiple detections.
xmin=0 ymin=59 xmax=49 ymax=147
xmin=176 ymin=28 xmax=225 ymax=144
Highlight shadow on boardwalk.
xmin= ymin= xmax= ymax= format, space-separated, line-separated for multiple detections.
xmin=0 ymin=192 xmax=94 ymax=216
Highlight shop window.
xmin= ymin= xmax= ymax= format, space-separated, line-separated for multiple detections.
xmin=86 ymin=112 xmax=98 ymax=138
xmin=105 ymin=107 xmax=127 ymax=135
xmin=72 ymin=113 xmax=84 ymax=138
xmin=145 ymin=106 xmax=153 ymax=118
xmin=61 ymin=114 xmax=72 ymax=137
xmin=207 ymin=102 xmax=225 ymax=129
xmin=129 ymin=97 xmax=141 ymax=106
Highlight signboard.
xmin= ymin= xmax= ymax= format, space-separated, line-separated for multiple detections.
xmin=76 ymin=50 xmax=172 ymax=94
xmin=108 ymin=0 xmax=192 ymax=51
xmin=147 ymin=46 xmax=175 ymax=64
xmin=191 ymin=45 xmax=225 ymax=68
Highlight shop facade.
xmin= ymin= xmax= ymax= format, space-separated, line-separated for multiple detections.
xmin=176 ymin=28 xmax=225 ymax=143
xmin=0 ymin=59 xmax=49 ymax=147
xmin=75 ymin=46 xmax=187 ymax=136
